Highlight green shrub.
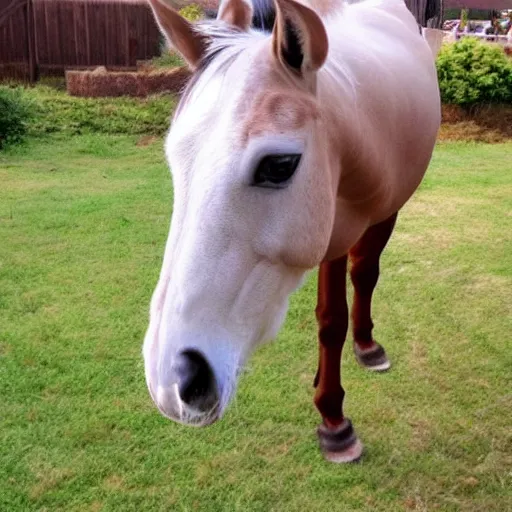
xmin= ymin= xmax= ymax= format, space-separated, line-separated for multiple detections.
xmin=436 ymin=38 xmax=512 ymax=106
xmin=0 ymin=86 xmax=33 ymax=149
xmin=150 ymin=51 xmax=185 ymax=69
xmin=178 ymin=4 xmax=203 ymax=21
xmin=23 ymin=86 xmax=176 ymax=137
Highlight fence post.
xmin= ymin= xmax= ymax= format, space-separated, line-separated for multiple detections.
xmin=26 ymin=0 xmax=38 ymax=82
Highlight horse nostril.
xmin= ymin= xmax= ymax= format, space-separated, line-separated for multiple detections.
xmin=174 ymin=349 xmax=217 ymax=407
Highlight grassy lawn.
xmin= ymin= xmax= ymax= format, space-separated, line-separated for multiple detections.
xmin=1 ymin=136 xmax=511 ymax=511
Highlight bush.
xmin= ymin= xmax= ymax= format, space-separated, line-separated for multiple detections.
xmin=178 ymin=4 xmax=204 ymax=21
xmin=436 ymin=38 xmax=512 ymax=106
xmin=0 ymin=86 xmax=33 ymax=149
xmin=23 ymin=86 xmax=176 ymax=137
xmin=150 ymin=51 xmax=185 ymax=69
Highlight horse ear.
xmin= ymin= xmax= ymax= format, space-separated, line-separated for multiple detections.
xmin=272 ymin=0 xmax=328 ymax=74
xmin=218 ymin=0 xmax=253 ymax=31
xmin=147 ymin=0 xmax=208 ymax=70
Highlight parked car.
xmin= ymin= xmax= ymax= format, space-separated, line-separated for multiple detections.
xmin=443 ymin=19 xmax=459 ymax=31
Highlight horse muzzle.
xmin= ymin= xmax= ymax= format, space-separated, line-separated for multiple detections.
xmin=151 ymin=349 xmax=222 ymax=427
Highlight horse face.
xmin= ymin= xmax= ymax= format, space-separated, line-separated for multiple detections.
xmin=144 ymin=0 xmax=332 ymax=426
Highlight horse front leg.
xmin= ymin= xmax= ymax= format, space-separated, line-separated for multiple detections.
xmin=314 ymin=256 xmax=363 ymax=463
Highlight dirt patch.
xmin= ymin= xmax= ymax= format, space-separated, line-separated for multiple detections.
xmin=30 ymin=466 xmax=75 ymax=499
xmin=136 ymin=135 xmax=159 ymax=147
xmin=87 ymin=502 xmax=104 ymax=512
xmin=103 ymin=474 xmax=126 ymax=491
xmin=439 ymin=104 xmax=512 ymax=143
xmin=407 ymin=417 xmax=433 ymax=452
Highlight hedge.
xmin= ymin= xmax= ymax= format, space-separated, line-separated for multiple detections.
xmin=437 ymin=38 xmax=512 ymax=106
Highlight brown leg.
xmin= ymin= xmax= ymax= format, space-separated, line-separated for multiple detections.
xmin=349 ymin=213 xmax=398 ymax=371
xmin=314 ymin=256 xmax=363 ymax=462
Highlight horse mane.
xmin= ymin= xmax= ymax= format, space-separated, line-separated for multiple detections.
xmin=251 ymin=0 xmax=276 ymax=32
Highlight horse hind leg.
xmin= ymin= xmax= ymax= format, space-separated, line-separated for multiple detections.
xmin=349 ymin=212 xmax=398 ymax=372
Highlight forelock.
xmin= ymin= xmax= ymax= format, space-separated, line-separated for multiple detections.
xmin=174 ymin=20 xmax=267 ymax=119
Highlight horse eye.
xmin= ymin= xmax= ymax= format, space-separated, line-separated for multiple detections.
xmin=252 ymin=154 xmax=302 ymax=188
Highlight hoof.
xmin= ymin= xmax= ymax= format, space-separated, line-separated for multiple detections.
xmin=354 ymin=341 xmax=391 ymax=372
xmin=317 ymin=419 xmax=364 ymax=463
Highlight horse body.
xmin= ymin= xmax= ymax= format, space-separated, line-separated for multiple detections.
xmin=144 ymin=0 xmax=440 ymax=461
xmin=316 ymin=0 xmax=440 ymax=257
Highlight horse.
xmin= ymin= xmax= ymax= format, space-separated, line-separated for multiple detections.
xmin=144 ymin=0 xmax=441 ymax=462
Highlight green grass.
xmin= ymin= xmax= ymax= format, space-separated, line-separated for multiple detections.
xmin=20 ymin=86 xmax=176 ymax=137
xmin=0 ymin=136 xmax=511 ymax=511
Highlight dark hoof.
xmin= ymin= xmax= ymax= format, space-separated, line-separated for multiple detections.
xmin=354 ymin=341 xmax=391 ymax=372
xmin=317 ymin=419 xmax=364 ymax=463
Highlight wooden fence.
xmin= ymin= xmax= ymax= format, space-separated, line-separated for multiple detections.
xmin=0 ymin=0 xmax=36 ymax=81
xmin=0 ymin=0 xmax=162 ymax=82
